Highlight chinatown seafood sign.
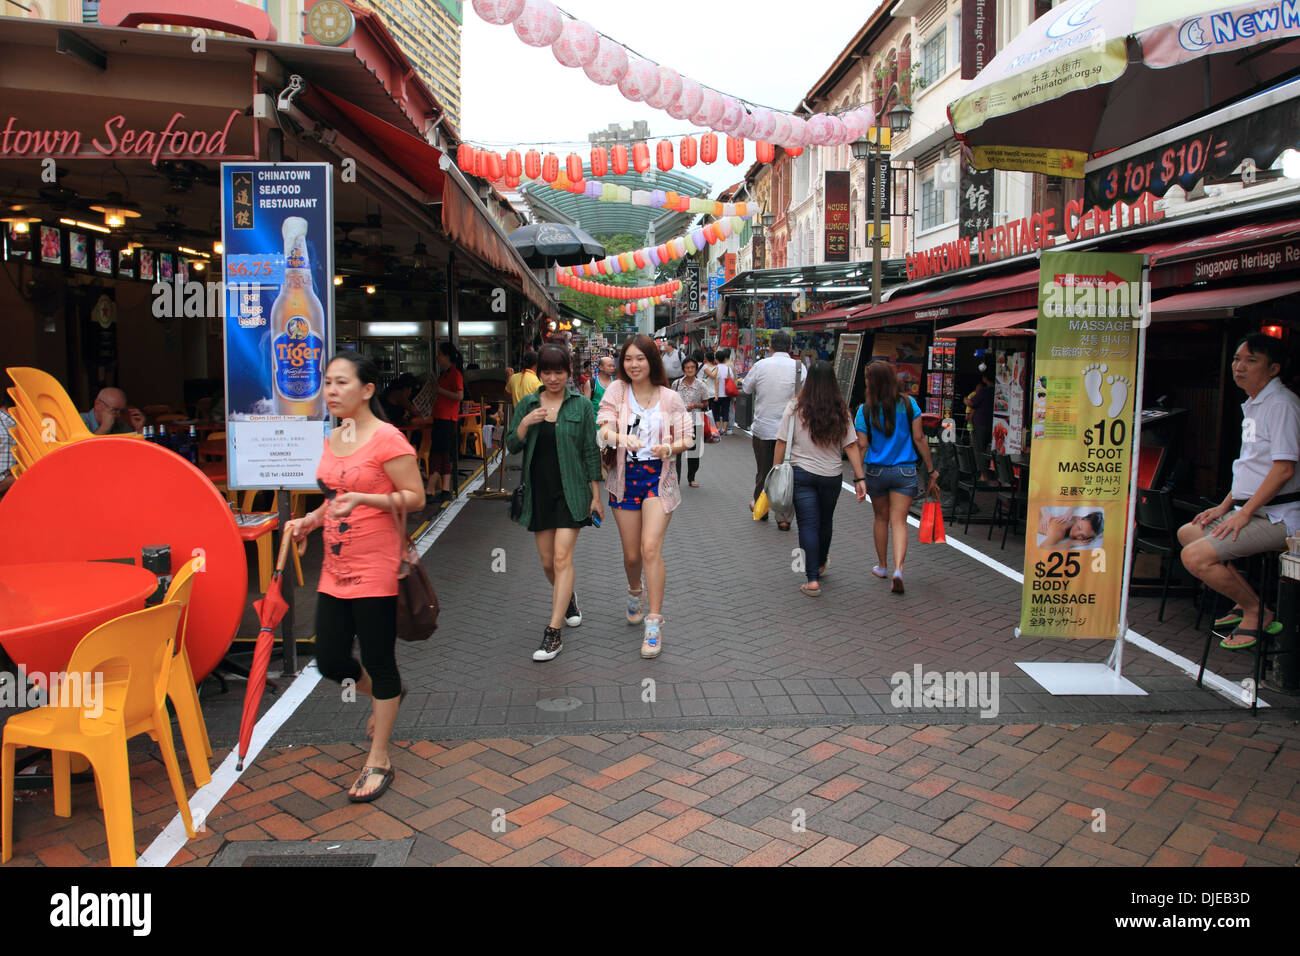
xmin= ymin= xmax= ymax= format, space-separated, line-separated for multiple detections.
xmin=0 ymin=110 xmax=243 ymax=165
xmin=906 ymin=193 xmax=1164 ymax=281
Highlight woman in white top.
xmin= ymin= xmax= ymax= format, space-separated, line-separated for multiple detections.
xmin=673 ymin=355 xmax=711 ymax=487
xmin=714 ymin=347 xmax=735 ymax=435
xmin=772 ymin=360 xmax=867 ymax=596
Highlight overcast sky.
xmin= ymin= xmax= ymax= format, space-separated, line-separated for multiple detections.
xmin=459 ymin=0 xmax=880 ymax=199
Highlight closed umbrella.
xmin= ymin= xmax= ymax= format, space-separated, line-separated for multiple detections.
xmin=236 ymin=533 xmax=294 ymax=771
xmin=949 ymin=0 xmax=1300 ymax=177
xmin=508 ymin=222 xmax=605 ymax=268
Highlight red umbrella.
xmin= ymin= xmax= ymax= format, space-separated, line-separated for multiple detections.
xmin=236 ymin=533 xmax=295 ymax=770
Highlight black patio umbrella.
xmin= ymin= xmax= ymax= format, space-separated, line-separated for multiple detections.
xmin=508 ymin=222 xmax=605 ymax=268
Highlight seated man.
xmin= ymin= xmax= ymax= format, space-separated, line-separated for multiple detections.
xmin=80 ymin=387 xmax=146 ymax=435
xmin=1179 ymin=333 xmax=1300 ymax=649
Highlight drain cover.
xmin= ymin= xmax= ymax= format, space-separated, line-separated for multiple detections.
xmin=535 ymin=696 xmax=584 ymax=712
xmin=212 ymin=839 xmax=414 ymax=868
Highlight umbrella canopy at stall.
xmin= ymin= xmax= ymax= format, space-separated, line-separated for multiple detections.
xmin=948 ymin=0 xmax=1300 ymax=177
xmin=508 ymin=222 xmax=606 ymax=268
xmin=236 ymin=534 xmax=294 ymax=771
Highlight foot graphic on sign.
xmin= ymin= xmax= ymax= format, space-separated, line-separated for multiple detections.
xmin=1105 ymin=375 xmax=1130 ymax=418
xmin=1082 ymin=363 xmax=1107 ymax=407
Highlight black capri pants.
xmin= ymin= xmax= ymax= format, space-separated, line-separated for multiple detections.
xmin=314 ymin=592 xmax=402 ymax=700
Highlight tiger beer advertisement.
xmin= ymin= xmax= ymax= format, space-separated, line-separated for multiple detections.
xmin=221 ymin=162 xmax=334 ymax=490
xmin=1018 ymin=251 xmax=1144 ymax=639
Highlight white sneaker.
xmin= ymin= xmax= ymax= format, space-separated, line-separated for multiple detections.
xmin=564 ymin=593 xmax=581 ymax=627
xmin=532 ymin=626 xmax=562 ymax=662
xmin=641 ymin=616 xmax=663 ymax=658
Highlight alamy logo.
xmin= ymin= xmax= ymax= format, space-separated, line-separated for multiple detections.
xmin=50 ymin=887 xmax=151 ymax=936
xmin=889 ymin=664 xmax=1000 ymax=718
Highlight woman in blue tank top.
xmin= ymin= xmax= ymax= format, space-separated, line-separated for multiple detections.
xmin=855 ymin=361 xmax=939 ymax=594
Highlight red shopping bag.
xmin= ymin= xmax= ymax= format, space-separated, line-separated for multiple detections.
xmin=919 ymin=501 xmax=945 ymax=543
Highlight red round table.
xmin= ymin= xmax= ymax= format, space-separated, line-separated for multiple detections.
xmin=0 ymin=562 xmax=159 ymax=676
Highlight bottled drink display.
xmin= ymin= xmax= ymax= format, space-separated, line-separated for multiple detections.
xmin=269 ymin=216 xmax=325 ymax=418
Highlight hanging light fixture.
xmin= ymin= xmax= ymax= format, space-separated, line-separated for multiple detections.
xmin=89 ymin=192 xmax=141 ymax=230
xmin=411 ymin=235 xmax=429 ymax=269
xmin=2 ymin=214 xmax=40 ymax=234
xmin=213 ymin=240 xmax=224 ymax=255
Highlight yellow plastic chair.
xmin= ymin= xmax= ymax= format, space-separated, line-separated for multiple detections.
xmin=162 ymin=559 xmax=212 ymax=788
xmin=1 ymin=603 xmax=194 ymax=868
xmin=5 ymin=367 xmax=93 ymax=442
xmin=6 ymin=405 xmax=50 ymax=461
xmin=237 ymin=490 xmax=304 ymax=592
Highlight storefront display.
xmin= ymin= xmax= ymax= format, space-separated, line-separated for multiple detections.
xmin=994 ymin=347 xmax=1027 ymax=455
xmin=926 ymin=337 xmax=955 ymax=418
xmin=871 ymin=331 xmax=926 ymax=397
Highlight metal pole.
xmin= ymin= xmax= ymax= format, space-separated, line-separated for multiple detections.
xmin=872 ymin=137 xmax=883 ymax=307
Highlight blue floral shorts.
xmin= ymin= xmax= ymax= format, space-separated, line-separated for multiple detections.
xmin=610 ymin=458 xmax=663 ymax=511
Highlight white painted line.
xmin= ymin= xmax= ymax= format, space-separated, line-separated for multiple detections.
xmin=416 ymin=451 xmax=503 ymax=557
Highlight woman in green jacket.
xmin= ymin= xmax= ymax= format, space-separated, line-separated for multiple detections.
xmin=506 ymin=343 xmax=604 ymax=662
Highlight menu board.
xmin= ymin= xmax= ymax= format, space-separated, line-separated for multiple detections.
xmin=832 ymin=333 xmax=863 ymax=408
xmin=927 ymin=337 xmax=956 ymax=422
xmin=994 ymin=349 xmax=1026 ymax=455
xmin=872 ymin=332 xmax=926 ymax=397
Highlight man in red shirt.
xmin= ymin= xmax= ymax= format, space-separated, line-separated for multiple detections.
xmin=423 ymin=342 xmax=464 ymax=507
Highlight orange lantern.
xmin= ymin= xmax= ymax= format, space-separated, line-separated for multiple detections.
xmin=505 ymin=150 xmax=522 ymax=179
xmin=566 ymin=152 xmax=583 ymax=182
xmin=541 ymin=153 xmax=559 ymax=183
xmin=700 ymin=132 xmax=718 ymax=164
xmin=525 ymin=149 xmax=541 ymax=179
xmin=611 ymin=144 xmax=629 ymax=175
xmin=756 ymin=141 xmax=776 ymax=163
xmin=485 ymin=152 xmax=504 ymax=180
xmin=457 ymin=144 xmax=476 ymax=172
xmin=726 ymin=135 xmax=745 ymax=165
xmin=656 ymin=140 xmax=674 ymax=171
xmin=786 ymin=146 xmax=804 ymax=158
xmin=679 ymin=135 xmax=697 ymax=168
xmin=632 ymin=142 xmax=651 ymax=173
xmin=590 ymin=147 xmax=608 ymax=178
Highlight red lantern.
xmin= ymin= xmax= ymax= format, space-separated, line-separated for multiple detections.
xmin=485 ymin=152 xmax=504 ymax=180
xmin=726 ymin=135 xmax=745 ymax=165
xmin=756 ymin=141 xmax=775 ymax=163
xmin=505 ymin=174 xmax=520 ymax=189
xmin=700 ymin=132 xmax=718 ymax=164
xmin=679 ymin=135 xmax=697 ymax=168
xmin=457 ymin=144 xmax=476 ymax=172
xmin=590 ymin=147 xmax=608 ymax=178
xmin=505 ymin=150 xmax=522 ymax=179
xmin=566 ymin=152 xmax=583 ymax=182
xmin=471 ymin=150 xmax=485 ymax=178
xmin=786 ymin=146 xmax=804 ymax=158
xmin=633 ymin=250 xmax=646 ymax=268
xmin=541 ymin=153 xmax=559 ymax=183
xmin=611 ymin=144 xmax=629 ymax=175
xmin=655 ymin=140 xmax=673 ymax=172
xmin=525 ymin=149 xmax=541 ymax=179
xmin=632 ymin=142 xmax=650 ymax=173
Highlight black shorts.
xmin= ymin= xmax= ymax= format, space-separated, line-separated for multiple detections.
xmin=431 ymin=418 xmax=458 ymax=455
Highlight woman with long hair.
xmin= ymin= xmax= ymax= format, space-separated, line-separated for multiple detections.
xmin=714 ymin=347 xmax=735 ymax=435
xmin=505 ymin=344 xmax=603 ymax=662
xmin=423 ymin=341 xmax=464 ymax=508
xmin=597 ymin=334 xmax=693 ymax=658
xmin=773 ymin=360 xmax=867 ymax=596
xmin=285 ymin=350 xmax=423 ymax=802
xmin=673 ymin=354 xmax=711 ymax=488
xmin=856 ymin=361 xmax=940 ymax=594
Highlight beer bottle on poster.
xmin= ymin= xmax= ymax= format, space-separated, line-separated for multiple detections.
xmin=269 ymin=216 xmax=325 ymax=418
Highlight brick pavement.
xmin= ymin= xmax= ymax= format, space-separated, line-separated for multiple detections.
xmin=4 ymin=720 xmax=1297 ymax=867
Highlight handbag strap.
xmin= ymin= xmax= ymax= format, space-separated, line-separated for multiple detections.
xmin=388 ymin=492 xmax=414 ymax=561
xmin=784 ymin=363 xmax=803 ymax=446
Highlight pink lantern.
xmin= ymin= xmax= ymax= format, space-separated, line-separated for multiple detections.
xmin=644 ymin=67 xmax=682 ymax=110
xmin=806 ymin=113 xmax=834 ymax=146
xmin=666 ymin=77 xmax=703 ymax=120
xmin=583 ymin=36 xmax=628 ymax=86
xmin=840 ymin=108 xmax=868 ymax=143
xmin=715 ymin=96 xmax=743 ymax=134
xmin=824 ymin=114 xmax=848 ymax=147
xmin=786 ymin=115 xmax=808 ymax=148
xmin=472 ymin=0 xmax=525 ymax=25
xmin=733 ymin=110 xmax=754 ymax=140
xmin=691 ymin=89 xmax=726 ymax=128
xmin=749 ymin=108 xmax=776 ymax=142
xmin=551 ymin=18 xmax=599 ymax=67
xmin=512 ymin=0 xmax=562 ymax=47
xmin=618 ymin=58 xmax=661 ymax=102
xmin=771 ymin=113 xmax=792 ymax=146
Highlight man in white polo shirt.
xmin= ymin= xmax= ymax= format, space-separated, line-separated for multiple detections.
xmin=1179 ymin=333 xmax=1300 ymax=649
xmin=742 ymin=331 xmax=802 ymax=527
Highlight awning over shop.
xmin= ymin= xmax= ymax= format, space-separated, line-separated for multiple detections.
xmin=316 ymin=88 xmax=445 ymax=200
xmin=936 ymin=309 xmax=1038 ymax=337
xmin=793 ymin=300 xmax=870 ymax=331
xmin=849 ymin=267 xmax=1040 ymax=331
xmin=1150 ymin=279 xmax=1300 ymax=321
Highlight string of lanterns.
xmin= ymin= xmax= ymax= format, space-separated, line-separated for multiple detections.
xmin=471 ymin=0 xmax=876 ymax=150
xmin=556 ymin=269 xmax=680 ymax=299
xmin=565 ymin=213 xmax=754 ymax=277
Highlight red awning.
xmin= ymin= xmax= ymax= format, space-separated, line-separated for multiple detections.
xmin=848 ymin=267 xmax=1040 ymax=330
xmin=1140 ymin=218 xmax=1300 ymax=264
xmin=793 ymin=301 xmax=867 ymax=331
xmin=1150 ymin=278 xmax=1300 ymax=320
xmin=936 ymin=309 xmax=1038 ymax=336
xmin=316 ymin=88 xmax=445 ymax=200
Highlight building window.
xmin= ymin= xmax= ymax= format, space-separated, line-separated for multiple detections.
xmin=920 ymin=175 xmax=946 ymax=232
xmin=920 ymin=27 xmax=947 ymax=88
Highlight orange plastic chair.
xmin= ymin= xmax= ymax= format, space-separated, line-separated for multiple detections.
xmin=1 ymin=603 xmax=194 ymax=868
xmin=460 ymin=403 xmax=484 ymax=456
xmin=237 ymin=491 xmax=304 ymax=592
xmin=162 ymin=559 xmax=212 ymax=787
xmin=5 ymin=366 xmax=94 ymax=442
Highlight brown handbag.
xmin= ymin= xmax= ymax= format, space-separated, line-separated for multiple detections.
xmin=388 ymin=493 xmax=439 ymax=641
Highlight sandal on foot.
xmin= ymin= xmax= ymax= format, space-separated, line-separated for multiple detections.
xmin=626 ymin=587 xmax=645 ymax=625
xmin=348 ymin=765 xmax=395 ymax=803
xmin=1214 ymin=607 xmax=1245 ymax=629
xmin=800 ymin=583 xmax=821 ymax=597
xmin=777 ymin=521 xmax=791 ymax=532
xmin=872 ymin=566 xmax=888 ymax=579
xmin=1220 ymin=621 xmax=1283 ymax=649
xmin=891 ymin=572 xmax=905 ymax=595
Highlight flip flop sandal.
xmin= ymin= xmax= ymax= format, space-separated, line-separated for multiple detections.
xmin=777 ymin=521 xmax=791 ymax=531
xmin=800 ymin=583 xmax=822 ymax=597
xmin=1213 ymin=607 xmax=1245 ymax=629
xmin=1219 ymin=621 xmax=1283 ymax=650
xmin=872 ymin=566 xmax=888 ymax=579
xmin=348 ymin=765 xmax=395 ymax=803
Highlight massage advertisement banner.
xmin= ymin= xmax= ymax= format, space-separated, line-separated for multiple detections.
xmin=221 ymin=162 xmax=334 ymax=490
xmin=1018 ymin=250 xmax=1143 ymax=639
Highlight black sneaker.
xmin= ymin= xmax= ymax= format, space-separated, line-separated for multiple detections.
xmin=532 ymin=626 xmax=562 ymax=661
xmin=564 ymin=593 xmax=581 ymax=627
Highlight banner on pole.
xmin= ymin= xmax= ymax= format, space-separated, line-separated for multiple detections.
xmin=1018 ymin=250 xmax=1144 ymax=639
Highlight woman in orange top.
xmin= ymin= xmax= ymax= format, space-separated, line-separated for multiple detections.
xmin=286 ymin=350 xmax=423 ymax=802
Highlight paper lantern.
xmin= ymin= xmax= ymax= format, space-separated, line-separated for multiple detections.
xmin=472 ymin=0 xmax=525 ymax=24
xmin=504 ymin=150 xmax=522 ymax=179
xmin=667 ymin=77 xmax=703 ymax=121
xmin=505 ymin=174 xmax=520 ymax=189
xmin=715 ymin=96 xmax=743 ymax=134
xmin=513 ymin=0 xmax=562 ymax=45
xmin=824 ymin=114 xmax=848 ymax=147
xmin=609 ymin=144 xmax=629 ymax=176
xmin=648 ymin=247 xmax=661 ymax=267
xmin=726 ymin=135 xmax=745 ymax=165
xmin=485 ymin=152 xmax=504 ymax=180
xmin=588 ymin=147 xmax=608 ymax=179
xmin=655 ymin=139 xmax=674 ymax=172
xmin=786 ymin=115 xmax=808 ymax=148
xmin=523 ymin=149 xmax=541 ymax=180
xmin=541 ymin=153 xmax=559 ymax=183
xmin=786 ymin=146 xmax=804 ymax=157
xmin=698 ymin=132 xmax=718 ymax=165
xmin=771 ymin=113 xmax=792 ymax=146
xmin=618 ymin=58 xmax=660 ymax=103
xmin=634 ymin=251 xmax=646 ymax=269
xmin=644 ymin=66 xmax=682 ymax=110
xmin=733 ymin=111 xmax=754 ymax=140
xmin=632 ymin=142 xmax=650 ymax=173
xmin=692 ymin=89 xmax=725 ymax=128
xmin=565 ymin=152 xmax=582 ymax=182
xmin=840 ymin=108 xmax=869 ymax=143
xmin=756 ymin=141 xmax=775 ymax=163
xmin=749 ymin=108 xmax=776 ymax=142
xmin=457 ymin=144 xmax=476 ymax=172
xmin=471 ymin=150 xmax=485 ymax=177
xmin=806 ymin=113 xmax=834 ymax=146
xmin=551 ymin=17 xmax=599 ymax=67
xmin=554 ymin=170 xmax=570 ymax=190
xmin=679 ymin=135 xmax=697 ymax=168
xmin=583 ymin=36 xmax=629 ymax=86
xmin=718 ymin=218 xmax=733 ymax=239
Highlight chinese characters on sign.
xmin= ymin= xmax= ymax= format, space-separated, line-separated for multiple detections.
xmin=824 ymin=170 xmax=851 ymax=263
xmin=959 ymin=164 xmax=994 ymax=240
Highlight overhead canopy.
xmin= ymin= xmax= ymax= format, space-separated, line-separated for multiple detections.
xmin=522 ymin=166 xmax=710 ymax=238
xmin=937 ymin=309 xmax=1038 ymax=337
xmin=722 ymin=259 xmax=909 ymax=295
xmin=316 ymin=88 xmax=445 ymax=200
xmin=1151 ymin=279 xmax=1300 ymax=320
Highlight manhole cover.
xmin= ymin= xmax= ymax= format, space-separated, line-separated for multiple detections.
xmin=535 ymin=696 xmax=584 ymax=712
xmin=212 ymin=839 xmax=414 ymax=867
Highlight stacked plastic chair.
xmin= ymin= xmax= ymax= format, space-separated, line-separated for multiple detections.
xmin=4 ymin=366 xmax=137 ymax=475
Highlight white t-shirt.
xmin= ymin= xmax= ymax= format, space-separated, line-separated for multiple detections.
xmin=715 ymin=362 xmax=733 ymax=399
xmin=627 ymin=388 xmax=664 ymax=462
xmin=1233 ymin=376 xmax=1300 ymax=533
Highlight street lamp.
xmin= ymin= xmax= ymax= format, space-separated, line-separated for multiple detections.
xmin=853 ymin=88 xmax=912 ymax=305
xmin=751 ymin=213 xmax=766 ymax=334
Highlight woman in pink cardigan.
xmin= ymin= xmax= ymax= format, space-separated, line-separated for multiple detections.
xmin=597 ymin=334 xmax=694 ymax=659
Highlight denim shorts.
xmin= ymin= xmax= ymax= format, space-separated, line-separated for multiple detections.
xmin=865 ymin=462 xmax=919 ymax=500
